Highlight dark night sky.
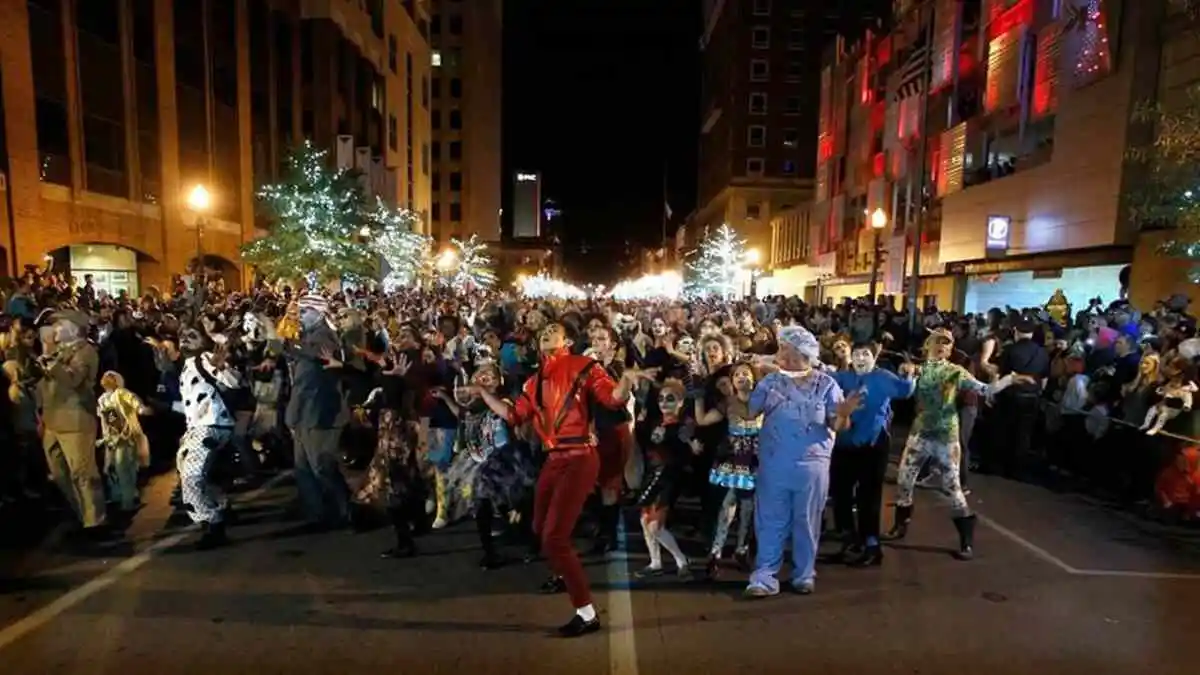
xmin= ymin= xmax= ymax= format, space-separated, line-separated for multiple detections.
xmin=503 ymin=0 xmax=701 ymax=283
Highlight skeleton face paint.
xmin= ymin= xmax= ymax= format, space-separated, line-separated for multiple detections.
xmin=657 ymin=389 xmax=683 ymax=416
xmin=242 ymin=313 xmax=260 ymax=335
xmin=851 ymin=347 xmax=876 ymax=374
xmin=651 ymin=318 xmax=667 ymax=337
xmin=676 ymin=335 xmax=695 ymax=356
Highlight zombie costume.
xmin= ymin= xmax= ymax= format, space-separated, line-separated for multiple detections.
xmin=355 ymin=371 xmax=423 ymax=558
xmin=707 ymin=409 xmax=759 ymax=568
xmin=97 ymin=380 xmax=148 ymax=511
xmin=888 ymin=352 xmax=1017 ymax=560
xmin=634 ymin=394 xmax=694 ymax=579
xmin=177 ymin=346 xmax=238 ymax=546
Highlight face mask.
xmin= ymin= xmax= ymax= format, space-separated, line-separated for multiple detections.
xmin=851 ymin=349 xmax=876 ymax=374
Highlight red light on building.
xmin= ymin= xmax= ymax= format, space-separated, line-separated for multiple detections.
xmin=873 ymin=152 xmax=886 ymax=178
xmin=818 ymin=135 xmax=834 ymax=162
xmin=875 ymin=36 xmax=891 ymax=66
xmin=988 ymin=0 xmax=1033 ymax=41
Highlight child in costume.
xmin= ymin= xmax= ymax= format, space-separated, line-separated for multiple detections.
xmin=97 ymin=370 xmax=150 ymax=512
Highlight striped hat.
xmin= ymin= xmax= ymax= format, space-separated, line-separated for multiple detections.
xmin=297 ymin=293 xmax=328 ymax=315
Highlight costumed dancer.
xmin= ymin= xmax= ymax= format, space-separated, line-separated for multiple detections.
xmin=471 ymin=321 xmax=651 ymax=638
xmin=884 ymin=328 xmax=1025 ymax=560
xmin=437 ymin=358 xmax=535 ymax=569
xmin=744 ymin=326 xmax=858 ymax=598
xmin=176 ymin=328 xmax=240 ymax=549
xmin=695 ymin=362 xmax=761 ymax=580
xmin=97 ymin=370 xmax=150 ymax=512
xmin=828 ymin=342 xmax=915 ymax=566
xmin=588 ymin=325 xmax=633 ymax=554
xmin=634 ymin=378 xmax=694 ymax=580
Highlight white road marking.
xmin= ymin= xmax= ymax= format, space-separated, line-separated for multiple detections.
xmin=606 ymin=515 xmax=640 ymax=675
xmin=0 ymin=470 xmax=294 ymax=653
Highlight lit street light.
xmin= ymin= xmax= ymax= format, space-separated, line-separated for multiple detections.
xmin=745 ymin=247 xmax=762 ymax=298
xmin=745 ymin=248 xmax=761 ymax=265
xmin=437 ymin=248 xmax=458 ymax=271
xmin=868 ymin=208 xmax=889 ymax=332
xmin=186 ymin=185 xmax=211 ymax=296
xmin=187 ymin=184 xmax=212 ymax=212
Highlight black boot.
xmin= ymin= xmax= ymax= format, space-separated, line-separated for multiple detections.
xmin=952 ymin=514 xmax=977 ymax=561
xmin=882 ymin=504 xmax=913 ymax=541
xmin=847 ymin=543 xmax=884 ymax=567
xmin=381 ymin=507 xmax=417 ymax=559
xmin=195 ymin=521 xmax=228 ymax=550
xmin=591 ymin=504 xmax=620 ymax=554
xmin=475 ymin=502 xmax=504 ymax=570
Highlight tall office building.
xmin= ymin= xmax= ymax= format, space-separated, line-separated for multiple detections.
xmin=0 ymin=0 xmax=429 ymax=291
xmin=688 ymin=0 xmax=885 ymax=255
xmin=427 ymin=0 xmax=502 ymax=243
xmin=511 ymin=170 xmax=540 ymax=239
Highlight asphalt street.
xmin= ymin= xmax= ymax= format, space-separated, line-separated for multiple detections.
xmin=2 ymin=468 xmax=1200 ymax=675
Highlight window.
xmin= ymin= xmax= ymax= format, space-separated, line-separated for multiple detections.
xmin=746 ymin=203 xmax=761 ymax=219
xmin=388 ymin=114 xmax=398 ymax=150
xmin=788 ymin=28 xmax=804 ymax=50
xmin=449 ymin=15 xmax=462 ymax=35
xmin=422 ymin=75 xmax=429 ymax=107
xmin=782 ymin=160 xmax=797 ymax=174
xmin=450 ymin=171 xmax=462 ymax=190
xmin=449 ymin=109 xmax=462 ymax=129
xmin=783 ymin=128 xmax=799 ymax=148
xmin=450 ymin=78 xmax=462 ymax=98
xmin=750 ymin=59 xmax=769 ymax=81
xmin=747 ymin=158 xmax=764 ymax=175
xmin=753 ymin=0 xmax=771 ymax=15
xmin=784 ymin=96 xmax=801 ymax=114
xmin=388 ymin=35 xmax=397 ymax=73
xmin=431 ymin=14 xmax=441 ymax=34
xmin=431 ymin=77 xmax=441 ymax=98
xmin=749 ymin=92 xmax=767 ymax=114
xmin=748 ymin=125 xmax=766 ymax=147
xmin=450 ymin=203 xmax=462 ymax=221
xmin=449 ymin=141 xmax=461 ymax=160
xmin=751 ymin=26 xmax=770 ymax=49
xmin=432 ymin=171 xmax=441 ymax=190
xmin=786 ymin=59 xmax=803 ymax=81
xmin=432 ymin=109 xmax=441 ymax=129
xmin=432 ymin=202 xmax=441 ymax=220
xmin=422 ymin=142 xmax=430 ymax=175
xmin=432 ymin=50 xmax=442 ymax=67
xmin=432 ymin=141 xmax=441 ymax=159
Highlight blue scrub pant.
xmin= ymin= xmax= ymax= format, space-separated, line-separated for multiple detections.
xmin=749 ymin=458 xmax=830 ymax=592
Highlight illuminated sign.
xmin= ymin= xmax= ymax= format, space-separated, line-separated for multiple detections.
xmin=513 ymin=171 xmax=542 ymax=238
xmin=516 ymin=173 xmax=538 ymax=182
xmin=985 ymin=215 xmax=1010 ymax=255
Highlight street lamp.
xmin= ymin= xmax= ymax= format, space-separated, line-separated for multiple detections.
xmin=867 ymin=208 xmax=888 ymax=332
xmin=437 ymin=248 xmax=458 ymax=271
xmin=745 ymin=247 xmax=762 ymax=298
xmin=186 ymin=185 xmax=211 ymax=294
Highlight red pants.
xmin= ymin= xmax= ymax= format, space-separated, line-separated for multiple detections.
xmin=596 ymin=424 xmax=632 ymax=494
xmin=533 ymin=448 xmax=599 ymax=609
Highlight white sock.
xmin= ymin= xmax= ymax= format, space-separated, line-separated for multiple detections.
xmin=656 ymin=527 xmax=688 ymax=569
xmin=575 ymin=604 xmax=597 ymax=622
xmin=642 ymin=520 xmax=662 ymax=568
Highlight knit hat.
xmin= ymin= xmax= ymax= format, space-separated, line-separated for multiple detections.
xmin=297 ymin=293 xmax=329 ymax=315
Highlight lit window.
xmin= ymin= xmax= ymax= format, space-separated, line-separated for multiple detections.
xmin=432 ymin=50 xmax=442 ymax=67
xmin=783 ymin=128 xmax=799 ymax=148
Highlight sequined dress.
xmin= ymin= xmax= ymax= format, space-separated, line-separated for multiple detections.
xmin=709 ymin=412 xmax=761 ymax=491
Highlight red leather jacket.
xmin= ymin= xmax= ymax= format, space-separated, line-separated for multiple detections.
xmin=509 ymin=348 xmax=626 ymax=451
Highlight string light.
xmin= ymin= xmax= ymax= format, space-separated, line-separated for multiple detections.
xmin=686 ymin=223 xmax=749 ymax=299
xmin=611 ymin=271 xmax=684 ymax=300
xmin=1073 ymin=1 xmax=1109 ymax=79
xmin=448 ymin=234 xmax=497 ymax=290
xmin=517 ymin=274 xmax=586 ymax=299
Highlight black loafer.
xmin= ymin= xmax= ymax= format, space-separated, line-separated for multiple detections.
xmin=556 ymin=614 xmax=601 ymax=638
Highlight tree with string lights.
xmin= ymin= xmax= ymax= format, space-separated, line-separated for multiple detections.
xmin=686 ymin=224 xmax=748 ymax=299
xmin=367 ymin=198 xmax=434 ymax=289
xmin=241 ymin=141 xmax=375 ymax=285
xmin=447 ymin=234 xmax=496 ymax=290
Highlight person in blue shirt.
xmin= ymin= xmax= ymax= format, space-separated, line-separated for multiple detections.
xmin=829 ymin=341 xmax=915 ymax=567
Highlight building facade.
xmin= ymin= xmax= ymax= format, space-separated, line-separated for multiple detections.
xmin=0 ymin=0 xmax=430 ymax=293
xmin=427 ymin=0 xmax=502 ymax=244
xmin=688 ymin=0 xmax=888 ymax=258
xmin=788 ymin=0 xmax=1163 ymax=311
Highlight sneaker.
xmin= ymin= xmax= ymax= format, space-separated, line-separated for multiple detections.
xmin=743 ymin=583 xmax=777 ymax=599
xmin=431 ymin=517 xmax=447 ymax=529
xmin=790 ymin=580 xmax=815 ymax=595
xmin=634 ymin=565 xmax=664 ymax=579
xmin=556 ymin=614 xmax=601 ymax=638
xmin=380 ymin=542 xmax=418 ymax=559
xmin=676 ymin=563 xmax=693 ymax=581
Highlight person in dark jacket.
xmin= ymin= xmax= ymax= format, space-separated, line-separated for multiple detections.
xmin=283 ymin=294 xmax=353 ymax=527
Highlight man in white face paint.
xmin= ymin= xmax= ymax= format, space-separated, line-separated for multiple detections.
xmin=37 ymin=310 xmax=106 ymax=534
xmin=828 ymin=341 xmax=915 ymax=566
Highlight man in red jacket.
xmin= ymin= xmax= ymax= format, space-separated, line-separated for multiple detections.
xmin=473 ymin=321 xmax=652 ymax=637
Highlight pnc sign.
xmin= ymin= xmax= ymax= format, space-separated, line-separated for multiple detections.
xmin=516 ymin=172 xmax=538 ymax=182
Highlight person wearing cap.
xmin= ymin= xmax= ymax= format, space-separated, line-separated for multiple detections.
xmin=744 ymin=325 xmax=861 ymax=598
xmin=282 ymin=293 xmax=354 ymax=528
xmin=989 ymin=316 xmax=1049 ymax=477
xmin=886 ymin=328 xmax=1030 ymax=560
xmin=37 ymin=309 xmax=106 ymax=534
xmin=469 ymin=320 xmax=653 ymax=638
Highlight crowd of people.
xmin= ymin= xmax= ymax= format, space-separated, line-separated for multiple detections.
xmin=1 ymin=262 xmax=1198 ymax=638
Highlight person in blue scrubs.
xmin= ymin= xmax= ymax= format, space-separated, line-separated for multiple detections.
xmin=829 ymin=341 xmax=916 ymax=566
xmin=745 ymin=326 xmax=859 ymax=597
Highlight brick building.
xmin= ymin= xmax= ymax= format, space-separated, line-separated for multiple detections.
xmin=0 ymin=0 xmax=431 ymax=293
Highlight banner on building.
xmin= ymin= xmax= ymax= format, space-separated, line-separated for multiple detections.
xmin=884 ymin=235 xmax=906 ymax=294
